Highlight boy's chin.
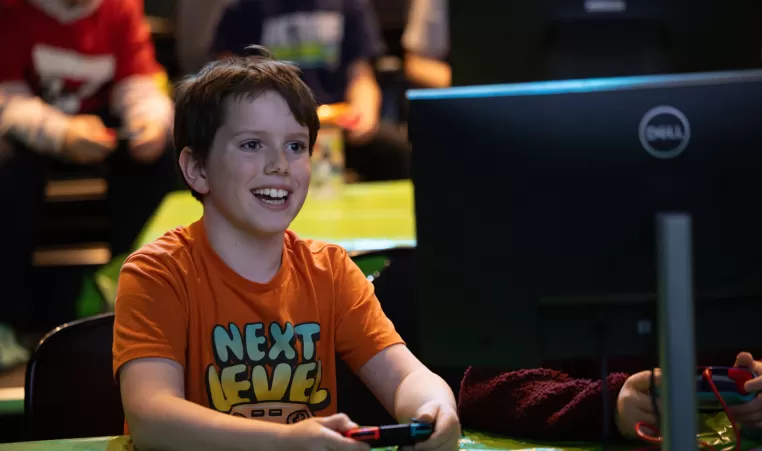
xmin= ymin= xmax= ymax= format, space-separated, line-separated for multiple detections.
xmin=245 ymin=218 xmax=295 ymax=237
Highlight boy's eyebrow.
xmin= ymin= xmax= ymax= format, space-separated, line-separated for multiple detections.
xmin=230 ymin=128 xmax=270 ymax=138
xmin=230 ymin=129 xmax=309 ymax=139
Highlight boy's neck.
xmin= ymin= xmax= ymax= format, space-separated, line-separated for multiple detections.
xmin=202 ymin=211 xmax=285 ymax=284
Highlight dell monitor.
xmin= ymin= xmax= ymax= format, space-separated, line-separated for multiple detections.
xmin=449 ymin=0 xmax=762 ymax=85
xmin=407 ymin=68 xmax=762 ymax=368
xmin=407 ymin=69 xmax=762 ymax=449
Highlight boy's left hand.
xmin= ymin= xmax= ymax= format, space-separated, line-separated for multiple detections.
xmin=728 ymin=352 xmax=762 ymax=428
xmin=410 ymin=401 xmax=461 ymax=450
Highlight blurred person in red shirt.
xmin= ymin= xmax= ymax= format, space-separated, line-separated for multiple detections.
xmin=0 ymin=0 xmax=177 ymax=370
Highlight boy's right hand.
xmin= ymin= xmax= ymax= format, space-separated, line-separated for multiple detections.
xmin=286 ymin=413 xmax=371 ymax=450
xmin=616 ymin=369 xmax=661 ymax=439
xmin=62 ymin=114 xmax=117 ymax=164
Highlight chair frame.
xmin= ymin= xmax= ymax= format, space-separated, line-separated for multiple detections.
xmin=24 ymin=312 xmax=118 ymax=439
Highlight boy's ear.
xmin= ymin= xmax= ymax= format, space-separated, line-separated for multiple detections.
xmin=178 ymin=147 xmax=210 ymax=196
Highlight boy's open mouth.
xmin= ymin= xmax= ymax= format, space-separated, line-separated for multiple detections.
xmin=252 ymin=188 xmax=290 ymax=206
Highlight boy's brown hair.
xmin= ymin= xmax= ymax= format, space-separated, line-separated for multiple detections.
xmin=173 ymin=45 xmax=320 ymax=200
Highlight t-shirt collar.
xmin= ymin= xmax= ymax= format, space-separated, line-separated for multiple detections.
xmin=192 ymin=220 xmax=292 ymax=292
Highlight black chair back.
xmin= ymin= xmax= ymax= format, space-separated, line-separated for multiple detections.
xmin=24 ymin=313 xmax=124 ymax=441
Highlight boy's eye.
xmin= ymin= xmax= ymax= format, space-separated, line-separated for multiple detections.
xmin=241 ymin=140 xmax=262 ymax=151
xmin=287 ymin=142 xmax=307 ymax=153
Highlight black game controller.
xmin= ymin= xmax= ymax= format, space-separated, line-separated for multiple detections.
xmin=344 ymin=422 xmax=434 ymax=448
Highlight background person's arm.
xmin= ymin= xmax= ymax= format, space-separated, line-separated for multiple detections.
xmin=0 ymin=83 xmax=72 ymax=155
xmin=402 ymin=0 xmax=451 ymax=88
xmin=343 ymin=0 xmax=385 ymax=143
xmin=345 ymin=60 xmax=381 ymax=143
xmin=109 ymin=0 xmax=174 ymax=139
xmin=403 ymin=54 xmax=451 ymax=89
xmin=0 ymin=13 xmax=71 ymax=155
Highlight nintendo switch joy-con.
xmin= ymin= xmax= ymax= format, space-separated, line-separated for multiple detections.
xmin=344 ymin=422 xmax=434 ymax=448
xmin=696 ymin=367 xmax=757 ymax=410
xmin=654 ymin=367 xmax=757 ymax=411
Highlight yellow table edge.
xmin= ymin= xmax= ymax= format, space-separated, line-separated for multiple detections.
xmin=135 ymin=181 xmax=417 ymax=253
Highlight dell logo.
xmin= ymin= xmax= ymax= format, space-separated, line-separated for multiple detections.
xmin=638 ymin=106 xmax=691 ymax=159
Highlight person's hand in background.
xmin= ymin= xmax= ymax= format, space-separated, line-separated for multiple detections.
xmin=62 ymin=114 xmax=117 ymax=164
xmin=616 ymin=369 xmax=661 ymax=439
xmin=128 ymin=118 xmax=169 ymax=164
xmin=285 ymin=413 xmax=370 ymax=451
xmin=345 ymin=60 xmax=382 ymax=146
xmin=344 ymin=104 xmax=378 ymax=146
xmin=316 ymin=102 xmax=377 ymax=145
xmin=728 ymin=352 xmax=762 ymax=428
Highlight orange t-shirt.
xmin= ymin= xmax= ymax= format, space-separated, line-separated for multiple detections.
xmin=112 ymin=220 xmax=404 ymax=424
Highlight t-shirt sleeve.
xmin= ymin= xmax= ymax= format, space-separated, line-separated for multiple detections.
xmin=111 ymin=0 xmax=163 ymax=83
xmin=0 ymin=8 xmax=29 ymax=83
xmin=112 ymin=251 xmax=189 ymax=379
xmin=342 ymin=0 xmax=386 ymax=63
xmin=401 ymin=0 xmax=449 ymax=60
xmin=334 ymin=249 xmax=404 ymax=373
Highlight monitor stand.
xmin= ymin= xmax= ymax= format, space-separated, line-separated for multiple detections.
xmin=656 ymin=213 xmax=697 ymax=451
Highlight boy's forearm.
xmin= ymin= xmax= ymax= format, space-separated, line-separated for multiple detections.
xmin=394 ymin=368 xmax=457 ymax=423
xmin=128 ymin=394 xmax=288 ymax=451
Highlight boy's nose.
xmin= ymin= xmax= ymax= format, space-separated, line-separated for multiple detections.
xmin=265 ymin=149 xmax=289 ymax=174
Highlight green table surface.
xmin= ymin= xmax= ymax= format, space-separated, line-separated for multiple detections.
xmin=0 ymin=432 xmax=623 ymax=451
xmin=136 ymin=181 xmax=416 ymax=252
xmin=2 ymin=413 xmax=755 ymax=450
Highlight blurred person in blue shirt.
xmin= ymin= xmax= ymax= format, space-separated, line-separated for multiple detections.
xmin=175 ymin=0 xmax=234 ymax=74
xmin=212 ymin=0 xmax=410 ymax=182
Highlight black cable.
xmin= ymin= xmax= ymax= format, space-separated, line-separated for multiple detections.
xmin=602 ymin=353 xmax=610 ymax=448
xmin=596 ymin=321 xmax=610 ymax=451
xmin=648 ymin=311 xmax=661 ymax=429
xmin=649 ymin=368 xmax=661 ymax=427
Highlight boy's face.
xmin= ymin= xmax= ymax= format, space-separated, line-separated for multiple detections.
xmin=190 ymin=91 xmax=312 ymax=236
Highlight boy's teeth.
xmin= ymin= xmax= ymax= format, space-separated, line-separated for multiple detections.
xmin=252 ymin=188 xmax=288 ymax=198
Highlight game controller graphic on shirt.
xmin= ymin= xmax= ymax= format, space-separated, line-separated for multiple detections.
xmin=230 ymin=402 xmax=313 ymax=424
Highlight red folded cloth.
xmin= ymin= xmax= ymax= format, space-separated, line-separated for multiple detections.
xmin=458 ymin=366 xmax=629 ymax=442
xmin=457 ymin=350 xmax=747 ymax=442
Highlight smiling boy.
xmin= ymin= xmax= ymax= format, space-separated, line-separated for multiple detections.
xmin=112 ymin=46 xmax=460 ymax=451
